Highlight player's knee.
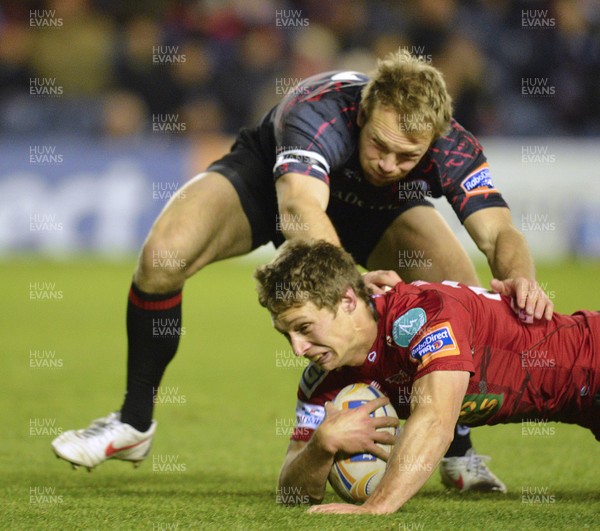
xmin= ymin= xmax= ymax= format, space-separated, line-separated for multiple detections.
xmin=136 ymin=234 xmax=190 ymax=292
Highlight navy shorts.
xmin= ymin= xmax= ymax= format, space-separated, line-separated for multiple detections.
xmin=208 ymin=127 xmax=433 ymax=267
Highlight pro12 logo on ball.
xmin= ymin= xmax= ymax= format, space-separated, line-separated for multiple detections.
xmin=328 ymin=383 xmax=399 ymax=503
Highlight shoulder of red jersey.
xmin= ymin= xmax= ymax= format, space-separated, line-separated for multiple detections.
xmin=374 ymin=282 xmax=447 ymax=348
xmin=376 ymin=281 xmax=477 ymax=375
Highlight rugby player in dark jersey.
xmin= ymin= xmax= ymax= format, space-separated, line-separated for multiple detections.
xmin=52 ymin=50 xmax=552 ymax=491
xmin=254 ymin=240 xmax=600 ymax=514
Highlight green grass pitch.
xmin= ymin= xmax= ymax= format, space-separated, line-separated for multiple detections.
xmin=2 ymin=255 xmax=599 ymax=530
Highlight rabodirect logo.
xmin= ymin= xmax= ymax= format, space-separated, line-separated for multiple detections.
xmin=460 ymin=163 xmax=497 ymax=196
xmin=410 ymin=322 xmax=459 ymax=366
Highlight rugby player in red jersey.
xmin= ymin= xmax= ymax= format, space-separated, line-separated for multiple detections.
xmin=255 ymin=240 xmax=600 ymax=514
xmin=52 ymin=50 xmax=552 ymax=490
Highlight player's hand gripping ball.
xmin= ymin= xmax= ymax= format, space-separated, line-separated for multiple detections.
xmin=327 ymin=383 xmax=399 ymax=503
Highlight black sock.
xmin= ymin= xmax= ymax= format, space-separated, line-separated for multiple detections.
xmin=120 ymin=282 xmax=183 ymax=432
xmin=444 ymin=425 xmax=472 ymax=457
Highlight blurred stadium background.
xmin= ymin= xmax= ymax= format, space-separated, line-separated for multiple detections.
xmin=3 ymin=2 xmax=600 ymax=529
xmin=1 ymin=0 xmax=600 ymax=260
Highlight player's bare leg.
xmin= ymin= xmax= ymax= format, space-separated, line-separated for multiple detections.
xmin=52 ymin=172 xmax=253 ymax=470
xmin=366 ymin=206 xmax=479 ymax=285
xmin=121 ymin=171 xmax=253 ymax=427
xmin=366 ymin=206 xmax=506 ymax=493
xmin=134 ymin=171 xmax=253 ymax=294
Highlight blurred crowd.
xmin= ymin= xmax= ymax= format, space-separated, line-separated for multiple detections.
xmin=1 ymin=0 xmax=599 ymax=138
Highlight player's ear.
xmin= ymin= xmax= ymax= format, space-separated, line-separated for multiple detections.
xmin=340 ymin=287 xmax=358 ymax=314
xmin=357 ymin=106 xmax=366 ymax=127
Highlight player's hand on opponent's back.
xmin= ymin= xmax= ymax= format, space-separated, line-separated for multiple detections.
xmin=362 ymin=270 xmax=402 ymax=294
xmin=314 ymin=398 xmax=399 ymax=460
xmin=490 ymin=277 xmax=554 ymax=322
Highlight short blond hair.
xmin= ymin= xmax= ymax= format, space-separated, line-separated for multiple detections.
xmin=254 ymin=240 xmax=370 ymax=317
xmin=361 ymin=48 xmax=453 ymax=140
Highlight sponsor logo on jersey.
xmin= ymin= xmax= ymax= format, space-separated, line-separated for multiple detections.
xmin=295 ymin=400 xmax=325 ymax=430
xmin=393 ymin=308 xmax=426 ymax=347
xmin=459 ymin=393 xmax=503 ymax=424
xmin=460 ymin=163 xmax=497 ymax=196
xmin=410 ymin=321 xmax=460 ymax=367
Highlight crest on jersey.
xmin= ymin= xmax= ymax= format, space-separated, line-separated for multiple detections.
xmin=385 ymin=369 xmax=412 ymax=385
xmin=393 ymin=308 xmax=426 ymax=347
xmin=410 ymin=321 xmax=460 ymax=367
xmin=460 ymin=163 xmax=497 ymax=196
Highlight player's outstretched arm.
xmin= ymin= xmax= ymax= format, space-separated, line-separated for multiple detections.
xmin=309 ymin=370 xmax=469 ymax=515
xmin=278 ymin=398 xmax=398 ymax=505
xmin=275 ymin=172 xmax=341 ymax=246
xmin=464 ymin=207 xmax=553 ymax=321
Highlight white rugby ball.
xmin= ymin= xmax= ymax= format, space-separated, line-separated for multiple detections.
xmin=327 ymin=383 xmax=398 ymax=503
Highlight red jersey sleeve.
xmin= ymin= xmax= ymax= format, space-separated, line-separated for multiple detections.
xmin=405 ymin=289 xmax=476 ymax=379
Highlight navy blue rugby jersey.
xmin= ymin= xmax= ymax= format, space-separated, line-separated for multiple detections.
xmin=257 ymin=70 xmax=507 ymax=222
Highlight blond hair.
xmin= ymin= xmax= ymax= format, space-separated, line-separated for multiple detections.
xmin=254 ymin=240 xmax=370 ymax=316
xmin=361 ymin=48 xmax=453 ymax=139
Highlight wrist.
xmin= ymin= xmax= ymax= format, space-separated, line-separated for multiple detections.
xmin=311 ymin=427 xmax=338 ymax=457
xmin=361 ymin=496 xmax=398 ymax=514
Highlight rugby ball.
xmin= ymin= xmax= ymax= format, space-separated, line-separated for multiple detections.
xmin=327 ymin=383 xmax=398 ymax=503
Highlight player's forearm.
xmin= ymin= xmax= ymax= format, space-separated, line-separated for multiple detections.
xmin=488 ymin=226 xmax=536 ymax=280
xmin=277 ymin=201 xmax=340 ymax=246
xmin=362 ymin=411 xmax=455 ymax=514
xmin=278 ymin=436 xmax=335 ymax=505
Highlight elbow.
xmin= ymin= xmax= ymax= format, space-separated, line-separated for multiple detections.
xmin=435 ymin=418 xmax=456 ymax=449
xmin=479 ymin=224 xmax=526 ymax=261
xmin=418 ymin=413 xmax=457 ymax=451
xmin=278 ymin=197 xmax=299 ymax=217
xmin=439 ymin=424 xmax=456 ymax=453
xmin=474 ymin=236 xmax=495 ymax=262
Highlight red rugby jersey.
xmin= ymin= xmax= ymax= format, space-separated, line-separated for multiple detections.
xmin=292 ymin=281 xmax=600 ymax=441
